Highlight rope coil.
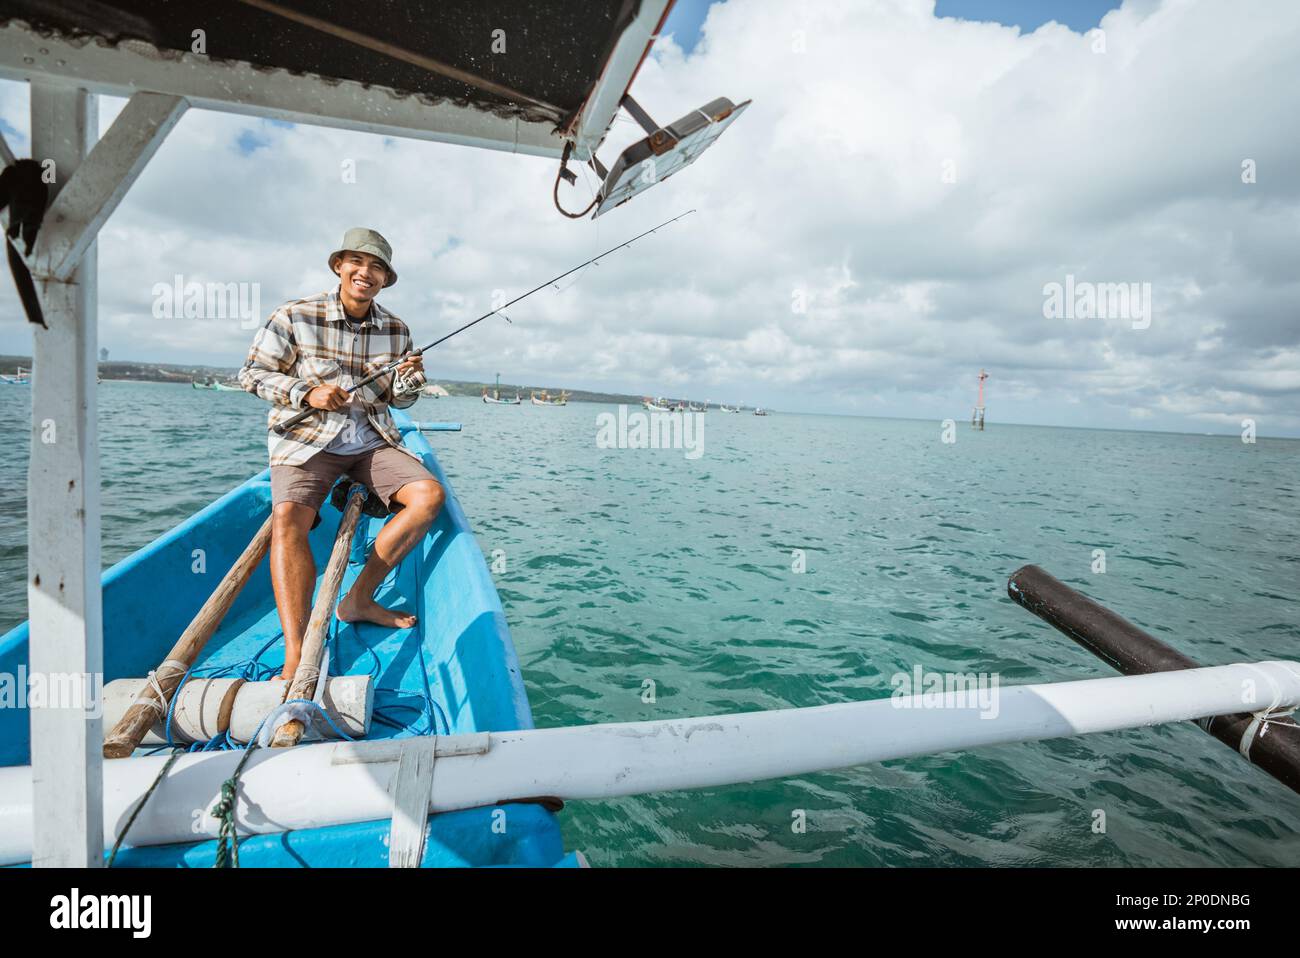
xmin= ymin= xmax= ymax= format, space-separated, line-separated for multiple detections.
xmin=1236 ymin=662 xmax=1300 ymax=758
xmin=135 ymin=658 xmax=189 ymax=718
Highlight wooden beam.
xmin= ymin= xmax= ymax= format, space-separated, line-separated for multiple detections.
xmin=0 ymin=20 xmax=565 ymax=160
xmin=102 ymin=515 xmax=273 ymax=759
xmin=388 ymin=738 xmax=437 ymax=867
xmin=271 ymin=487 xmax=366 ymax=748
xmin=36 ymin=92 xmax=188 ymax=283
xmin=27 ymin=82 xmax=103 ymax=868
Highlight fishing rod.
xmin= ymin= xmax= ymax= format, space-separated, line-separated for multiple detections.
xmin=273 ymin=210 xmax=696 ymax=434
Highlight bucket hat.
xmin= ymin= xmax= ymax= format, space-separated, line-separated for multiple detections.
xmin=328 ymin=227 xmax=397 ymax=287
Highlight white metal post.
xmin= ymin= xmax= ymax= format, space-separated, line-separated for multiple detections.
xmin=27 ymin=82 xmax=103 ymax=867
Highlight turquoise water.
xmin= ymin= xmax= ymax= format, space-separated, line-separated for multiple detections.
xmin=1 ymin=382 xmax=1297 ymax=866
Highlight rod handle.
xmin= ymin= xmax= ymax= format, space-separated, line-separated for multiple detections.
xmin=272 ymin=404 xmax=315 ymax=435
xmin=270 ymin=360 xmax=406 ymax=435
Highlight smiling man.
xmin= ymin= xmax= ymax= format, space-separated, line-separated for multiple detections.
xmin=239 ymin=228 xmax=444 ymax=679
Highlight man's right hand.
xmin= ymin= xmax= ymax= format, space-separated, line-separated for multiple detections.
xmin=305 ymin=384 xmax=350 ymax=411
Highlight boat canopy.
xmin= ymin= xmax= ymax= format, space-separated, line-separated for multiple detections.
xmin=0 ymin=0 xmax=663 ymax=158
xmin=0 ymin=0 xmax=748 ymax=217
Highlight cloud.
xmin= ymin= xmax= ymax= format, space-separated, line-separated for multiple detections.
xmin=0 ymin=0 xmax=1297 ymax=435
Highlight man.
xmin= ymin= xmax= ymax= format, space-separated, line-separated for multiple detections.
xmin=240 ymin=228 xmax=444 ymax=680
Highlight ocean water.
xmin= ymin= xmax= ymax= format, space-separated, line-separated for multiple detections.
xmin=1 ymin=382 xmax=1297 ymax=866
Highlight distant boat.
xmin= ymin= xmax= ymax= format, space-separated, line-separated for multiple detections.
xmin=686 ymin=402 xmax=706 ymax=413
xmin=191 ymin=381 xmax=218 ymax=390
xmin=718 ymin=404 xmax=740 ymax=413
xmin=753 ymin=407 xmax=768 ymax=416
xmin=531 ymin=390 xmax=568 ymax=406
xmin=212 ymin=382 xmax=242 ymax=392
xmin=483 ymin=373 xmax=520 ymax=405
xmin=642 ymin=397 xmax=673 ymax=411
xmin=0 ymin=367 xmax=30 ymax=385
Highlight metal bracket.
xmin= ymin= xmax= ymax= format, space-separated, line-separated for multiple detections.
xmin=620 ymin=94 xmax=660 ymax=136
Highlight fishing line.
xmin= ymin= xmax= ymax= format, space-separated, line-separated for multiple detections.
xmin=273 ymin=210 xmax=696 ymax=434
xmin=548 ymin=171 xmax=603 ymax=297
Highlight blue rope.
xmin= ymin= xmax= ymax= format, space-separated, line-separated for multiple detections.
xmin=277 ymin=699 xmax=357 ymax=742
xmin=166 ymin=603 xmax=447 ymax=750
xmin=163 ymin=665 xmax=195 ymax=748
xmin=430 ymin=698 xmax=449 ymax=735
xmin=334 ymin=611 xmax=442 ymax=733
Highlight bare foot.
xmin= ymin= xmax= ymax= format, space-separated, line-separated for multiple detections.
xmin=337 ymin=590 xmax=418 ymax=629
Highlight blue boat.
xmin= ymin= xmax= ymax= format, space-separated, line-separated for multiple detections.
xmin=0 ymin=410 xmax=579 ymax=867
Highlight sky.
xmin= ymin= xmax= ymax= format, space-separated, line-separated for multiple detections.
xmin=1 ymin=0 xmax=1298 ymax=436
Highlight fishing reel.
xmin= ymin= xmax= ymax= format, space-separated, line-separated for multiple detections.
xmin=392 ymin=366 xmax=426 ymax=400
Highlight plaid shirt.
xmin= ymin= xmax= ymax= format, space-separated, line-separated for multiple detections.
xmin=239 ymin=288 xmax=421 ymax=466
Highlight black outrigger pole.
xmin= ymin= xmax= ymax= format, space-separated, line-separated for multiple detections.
xmin=1008 ymin=564 xmax=1300 ymax=795
xmin=274 ymin=210 xmax=696 ymax=435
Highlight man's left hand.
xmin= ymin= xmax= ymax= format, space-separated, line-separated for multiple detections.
xmin=396 ymin=352 xmax=424 ymax=376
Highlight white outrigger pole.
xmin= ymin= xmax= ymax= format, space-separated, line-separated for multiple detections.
xmin=0 ymin=661 xmax=1296 ymax=863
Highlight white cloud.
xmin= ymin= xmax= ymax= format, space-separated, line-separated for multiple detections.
xmin=0 ymin=0 xmax=1297 ymax=435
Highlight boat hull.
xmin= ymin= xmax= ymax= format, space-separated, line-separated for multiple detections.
xmin=0 ymin=409 xmax=568 ymax=867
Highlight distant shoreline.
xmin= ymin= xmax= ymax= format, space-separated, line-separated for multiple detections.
xmin=5 ymin=356 xmax=1292 ymax=439
xmin=0 ymin=355 xmax=668 ymax=407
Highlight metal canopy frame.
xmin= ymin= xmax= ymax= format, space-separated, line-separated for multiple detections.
xmin=0 ymin=0 xmax=671 ymax=866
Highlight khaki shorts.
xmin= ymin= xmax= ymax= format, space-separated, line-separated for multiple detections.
xmin=270 ymin=445 xmax=438 ymax=512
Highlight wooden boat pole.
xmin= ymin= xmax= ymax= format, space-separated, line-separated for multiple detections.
xmin=1008 ymin=564 xmax=1300 ymax=795
xmin=102 ymin=515 xmax=273 ymax=759
xmin=271 ymin=484 xmax=367 ymax=748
